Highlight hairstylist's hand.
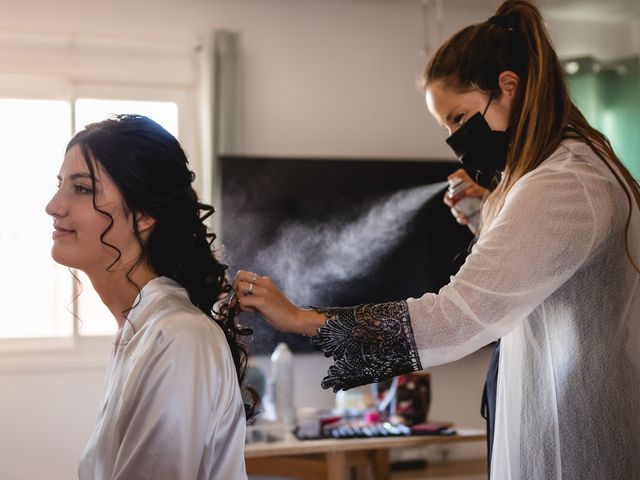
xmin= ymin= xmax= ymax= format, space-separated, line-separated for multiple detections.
xmin=231 ymin=270 xmax=325 ymax=336
xmin=443 ymin=168 xmax=488 ymax=225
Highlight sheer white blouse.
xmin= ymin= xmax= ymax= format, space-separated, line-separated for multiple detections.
xmin=407 ymin=141 xmax=640 ymax=479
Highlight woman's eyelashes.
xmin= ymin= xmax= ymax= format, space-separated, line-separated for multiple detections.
xmin=55 ymin=182 xmax=94 ymax=195
xmin=74 ymin=184 xmax=94 ymax=195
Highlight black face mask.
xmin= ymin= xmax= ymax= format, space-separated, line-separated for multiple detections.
xmin=445 ymin=97 xmax=510 ymax=189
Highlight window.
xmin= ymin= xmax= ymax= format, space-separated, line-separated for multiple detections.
xmin=0 ymin=99 xmax=73 ymax=339
xmin=0 ymin=92 xmax=181 ymax=342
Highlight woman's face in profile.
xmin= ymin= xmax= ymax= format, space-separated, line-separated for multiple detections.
xmin=45 ymin=145 xmax=140 ymax=275
xmin=425 ymin=79 xmax=511 ymax=136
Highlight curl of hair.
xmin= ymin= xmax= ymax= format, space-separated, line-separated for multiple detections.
xmin=423 ymin=0 xmax=640 ymax=272
xmin=67 ymin=114 xmax=257 ymax=418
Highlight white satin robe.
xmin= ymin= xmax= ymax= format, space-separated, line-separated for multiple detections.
xmin=78 ymin=276 xmax=247 ymax=480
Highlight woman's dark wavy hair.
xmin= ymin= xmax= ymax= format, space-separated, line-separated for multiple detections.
xmin=67 ymin=114 xmax=256 ymax=419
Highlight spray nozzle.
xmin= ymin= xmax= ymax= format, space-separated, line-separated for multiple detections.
xmin=447 ymin=178 xmax=471 ymax=199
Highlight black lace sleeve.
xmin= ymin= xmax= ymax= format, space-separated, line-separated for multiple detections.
xmin=310 ymin=301 xmax=423 ymax=392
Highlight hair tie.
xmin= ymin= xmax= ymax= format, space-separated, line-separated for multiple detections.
xmin=487 ymin=13 xmax=519 ymax=32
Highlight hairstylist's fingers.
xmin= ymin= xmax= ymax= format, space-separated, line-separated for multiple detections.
xmin=237 ymin=284 xmax=270 ymax=313
xmin=258 ymin=275 xmax=274 ymax=289
xmin=236 ymin=280 xmax=267 ymax=298
xmin=232 ymin=270 xmax=260 ymax=294
xmin=231 ymin=271 xmax=243 ymax=293
xmin=443 ymin=191 xmax=455 ymax=208
xmin=447 ymin=168 xmax=488 ymax=199
xmin=234 ymin=270 xmax=256 ymax=285
xmin=447 ymin=168 xmax=472 ymax=183
xmin=236 ymin=298 xmax=257 ymax=313
xmin=451 ymin=206 xmax=468 ymax=225
xmin=233 ymin=280 xmax=260 ymax=313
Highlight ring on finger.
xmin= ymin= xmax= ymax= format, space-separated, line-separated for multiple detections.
xmin=248 ymin=283 xmax=254 ymax=295
xmin=251 ymin=273 xmax=258 ymax=284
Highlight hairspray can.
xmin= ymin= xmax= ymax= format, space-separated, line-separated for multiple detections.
xmin=447 ymin=178 xmax=483 ymax=218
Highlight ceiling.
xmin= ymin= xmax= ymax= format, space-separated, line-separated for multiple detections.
xmin=541 ymin=0 xmax=640 ymax=21
xmin=446 ymin=0 xmax=640 ymax=21
xmin=376 ymin=0 xmax=640 ymax=22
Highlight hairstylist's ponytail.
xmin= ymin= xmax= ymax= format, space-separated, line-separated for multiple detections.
xmin=490 ymin=1 xmax=640 ymax=271
xmin=475 ymin=1 xmax=570 ymax=223
xmin=424 ymin=1 xmax=640 ymax=271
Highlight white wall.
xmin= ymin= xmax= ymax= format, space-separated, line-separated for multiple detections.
xmin=0 ymin=1 xmax=637 ymax=479
xmin=0 ymin=359 xmax=109 ymax=480
xmin=548 ymin=17 xmax=637 ymax=60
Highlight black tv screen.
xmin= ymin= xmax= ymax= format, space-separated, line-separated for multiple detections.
xmin=219 ymin=156 xmax=474 ymax=354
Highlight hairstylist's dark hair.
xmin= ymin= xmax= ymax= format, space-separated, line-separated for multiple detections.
xmin=67 ymin=114 xmax=256 ymax=418
xmin=423 ymin=0 xmax=640 ymax=271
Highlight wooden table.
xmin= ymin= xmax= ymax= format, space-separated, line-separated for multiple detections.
xmin=245 ymin=429 xmax=486 ymax=480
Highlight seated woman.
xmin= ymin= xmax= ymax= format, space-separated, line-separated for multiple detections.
xmin=46 ymin=114 xmax=251 ymax=480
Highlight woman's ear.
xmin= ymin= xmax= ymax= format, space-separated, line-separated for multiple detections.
xmin=498 ymin=70 xmax=520 ymax=99
xmin=136 ymin=214 xmax=156 ymax=234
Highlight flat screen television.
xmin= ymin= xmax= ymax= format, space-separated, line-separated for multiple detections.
xmin=219 ymin=156 xmax=475 ymax=354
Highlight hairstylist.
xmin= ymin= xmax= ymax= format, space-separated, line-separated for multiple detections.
xmin=233 ymin=1 xmax=640 ymax=478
